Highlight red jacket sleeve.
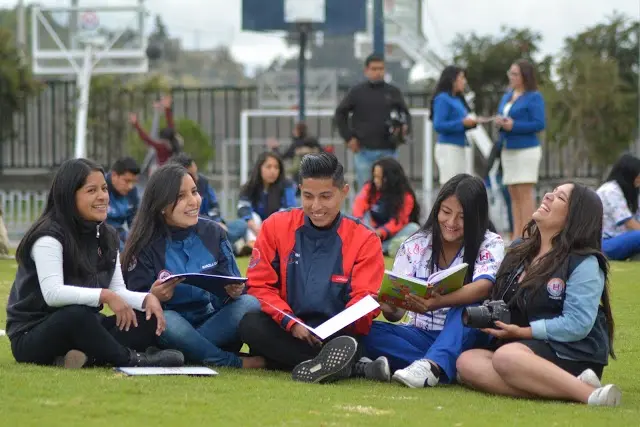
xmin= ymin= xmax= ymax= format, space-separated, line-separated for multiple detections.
xmin=133 ymin=123 xmax=172 ymax=159
xmin=246 ymin=215 xmax=299 ymax=331
xmin=377 ymin=192 xmax=415 ymax=241
xmin=352 ymin=183 xmax=372 ymax=220
xmin=347 ymin=232 xmax=385 ymax=335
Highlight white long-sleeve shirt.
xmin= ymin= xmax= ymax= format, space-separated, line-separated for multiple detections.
xmin=31 ymin=236 xmax=148 ymax=311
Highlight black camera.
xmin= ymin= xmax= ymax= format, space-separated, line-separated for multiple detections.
xmin=462 ymin=300 xmax=511 ymax=329
xmin=386 ymin=109 xmax=407 ymax=147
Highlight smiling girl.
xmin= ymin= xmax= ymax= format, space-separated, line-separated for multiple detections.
xmin=361 ymin=173 xmax=505 ymax=387
xmin=6 ymin=158 xmax=184 ymax=369
xmin=122 ymin=164 xmax=264 ymax=369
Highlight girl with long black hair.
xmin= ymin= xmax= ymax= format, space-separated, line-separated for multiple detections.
xmin=6 ymin=158 xmax=184 ymax=369
xmin=236 ymin=152 xmax=297 ymax=250
xmin=352 ymin=157 xmax=421 ymax=256
xmin=361 ymin=174 xmax=505 ymax=387
xmin=597 ymin=153 xmax=640 ymax=260
xmin=457 ymin=183 xmax=620 ymax=406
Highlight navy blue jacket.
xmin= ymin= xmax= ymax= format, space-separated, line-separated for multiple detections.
xmin=124 ymin=218 xmax=241 ymax=312
xmin=196 ymin=174 xmax=223 ymax=223
xmin=237 ymin=182 xmax=297 ymax=221
xmin=106 ymin=173 xmax=139 ymax=231
xmin=497 ymin=90 xmax=546 ymax=150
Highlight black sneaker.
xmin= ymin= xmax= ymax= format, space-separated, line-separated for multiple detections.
xmin=291 ymin=336 xmax=358 ymax=384
xmin=127 ymin=348 xmax=185 ymax=367
xmin=352 ymin=356 xmax=391 ymax=382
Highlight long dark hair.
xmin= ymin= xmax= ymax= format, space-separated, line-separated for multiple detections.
xmin=514 ymin=59 xmax=538 ymax=91
xmin=121 ymin=163 xmax=192 ymax=272
xmin=605 ymin=153 xmax=640 ymax=214
xmin=492 ymin=183 xmax=615 ymax=358
xmin=16 ymin=158 xmax=118 ymax=277
xmin=240 ymin=151 xmax=289 ymax=217
xmin=429 ymin=65 xmax=471 ymax=120
xmin=368 ymin=157 xmax=420 ymax=224
xmin=419 ymin=174 xmax=489 ymax=284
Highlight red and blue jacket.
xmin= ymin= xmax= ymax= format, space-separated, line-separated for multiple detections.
xmin=352 ymin=182 xmax=416 ymax=241
xmin=246 ymin=208 xmax=384 ymax=335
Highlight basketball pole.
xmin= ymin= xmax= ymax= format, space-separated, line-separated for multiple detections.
xmin=373 ymin=0 xmax=385 ymax=58
xmin=297 ymin=23 xmax=309 ymax=122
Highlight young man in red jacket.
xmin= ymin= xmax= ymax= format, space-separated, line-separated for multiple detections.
xmin=239 ymin=152 xmax=390 ymax=384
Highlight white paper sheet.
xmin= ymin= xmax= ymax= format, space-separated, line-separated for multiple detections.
xmin=263 ymin=295 xmax=380 ymax=340
xmin=115 ymin=367 xmax=218 ymax=376
xmin=0 ymin=329 xmax=5 ymax=337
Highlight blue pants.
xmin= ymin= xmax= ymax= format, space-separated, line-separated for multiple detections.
xmin=158 ymin=295 xmax=261 ymax=367
xmin=361 ymin=306 xmax=490 ymax=383
xmin=354 ymin=148 xmax=397 ymax=190
xmin=603 ymin=230 xmax=640 ymax=260
xmin=225 ymin=219 xmax=248 ymax=245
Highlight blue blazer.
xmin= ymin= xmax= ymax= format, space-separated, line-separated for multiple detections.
xmin=497 ymin=90 xmax=546 ymax=150
xmin=432 ymin=92 xmax=469 ymax=147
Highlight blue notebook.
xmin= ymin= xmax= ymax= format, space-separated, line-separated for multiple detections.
xmin=161 ymin=273 xmax=248 ymax=298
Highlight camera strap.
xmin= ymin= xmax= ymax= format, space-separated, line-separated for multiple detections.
xmin=497 ymin=259 xmax=525 ymax=302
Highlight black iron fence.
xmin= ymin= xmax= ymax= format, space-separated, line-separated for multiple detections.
xmin=0 ymin=80 xmax=603 ymax=182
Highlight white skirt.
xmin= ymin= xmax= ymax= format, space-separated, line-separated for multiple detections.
xmin=435 ymin=143 xmax=467 ymax=186
xmin=501 ymin=146 xmax=542 ymax=185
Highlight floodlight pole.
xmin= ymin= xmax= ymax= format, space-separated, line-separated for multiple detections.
xmin=297 ymin=23 xmax=310 ymax=122
xmin=74 ymin=43 xmax=94 ymax=159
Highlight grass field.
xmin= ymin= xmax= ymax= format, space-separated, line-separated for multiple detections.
xmin=0 ymin=256 xmax=638 ymax=427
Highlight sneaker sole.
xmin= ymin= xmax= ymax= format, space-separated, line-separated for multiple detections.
xmin=603 ymin=384 xmax=622 ymax=406
xmin=392 ymin=372 xmax=420 ymax=388
xmin=291 ymin=336 xmax=358 ymax=384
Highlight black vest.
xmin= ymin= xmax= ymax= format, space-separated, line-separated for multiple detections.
xmin=5 ymin=221 xmax=117 ymax=339
xmin=502 ymin=254 xmax=610 ymax=366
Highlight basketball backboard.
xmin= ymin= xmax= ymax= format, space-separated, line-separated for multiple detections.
xmin=257 ymin=69 xmax=338 ymax=109
xmin=31 ymin=4 xmax=148 ymax=76
xmin=242 ymin=0 xmax=367 ymax=36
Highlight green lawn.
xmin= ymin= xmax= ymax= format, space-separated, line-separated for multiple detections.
xmin=0 ymin=257 xmax=638 ymax=427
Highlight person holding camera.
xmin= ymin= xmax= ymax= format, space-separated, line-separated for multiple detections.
xmin=456 ymin=183 xmax=621 ymax=407
xmin=334 ymin=54 xmax=411 ymax=190
xmin=360 ymin=174 xmax=504 ymax=388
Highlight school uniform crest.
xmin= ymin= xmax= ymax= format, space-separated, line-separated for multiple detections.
xmin=547 ymin=277 xmax=565 ymax=299
xmin=127 ymin=256 xmax=137 ymax=272
xmin=248 ymin=248 xmax=261 ymax=269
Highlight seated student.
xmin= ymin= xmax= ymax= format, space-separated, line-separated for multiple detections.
xmin=171 ymin=153 xmax=248 ymax=248
xmin=129 ymin=95 xmax=182 ymax=166
xmin=236 ymin=152 xmax=297 ymax=252
xmin=352 ymin=157 xmax=421 ymax=257
xmin=268 ymin=122 xmax=325 ymax=187
xmin=239 ymin=152 xmax=389 ymax=384
xmin=122 ymin=163 xmax=264 ymax=369
xmin=597 ymin=153 xmax=640 ymax=261
xmin=5 ymin=158 xmax=184 ymax=369
xmin=106 ymin=157 xmax=141 ymax=251
xmin=361 ymin=173 xmax=505 ymax=387
xmin=457 ymin=183 xmax=621 ymax=407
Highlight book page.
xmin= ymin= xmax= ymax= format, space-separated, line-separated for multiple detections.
xmin=311 ymin=295 xmax=380 ymax=340
xmin=115 ymin=367 xmax=218 ymax=376
xmin=428 ymin=262 xmax=468 ymax=284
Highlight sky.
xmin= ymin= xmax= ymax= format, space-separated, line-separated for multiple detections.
xmin=8 ymin=0 xmax=640 ymax=79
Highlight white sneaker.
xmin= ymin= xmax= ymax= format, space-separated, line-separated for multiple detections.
xmin=587 ymin=384 xmax=622 ymax=407
xmin=577 ymin=369 xmax=602 ymax=388
xmin=392 ymin=359 xmax=439 ymax=388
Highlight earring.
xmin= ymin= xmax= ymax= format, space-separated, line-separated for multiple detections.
xmin=161 ymin=210 xmax=165 ymax=214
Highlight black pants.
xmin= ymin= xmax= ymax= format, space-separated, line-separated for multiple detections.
xmin=10 ymin=305 xmax=158 ymax=367
xmin=239 ymin=311 xmax=361 ymax=371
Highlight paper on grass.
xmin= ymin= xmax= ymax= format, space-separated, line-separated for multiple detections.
xmin=115 ymin=367 xmax=218 ymax=376
xmin=263 ymin=295 xmax=380 ymax=340
xmin=0 ymin=329 xmax=5 ymax=337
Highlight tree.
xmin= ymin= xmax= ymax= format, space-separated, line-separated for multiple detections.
xmin=0 ymin=27 xmax=41 ymax=137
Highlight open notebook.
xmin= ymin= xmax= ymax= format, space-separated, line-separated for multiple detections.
xmin=115 ymin=367 xmax=218 ymax=376
xmin=378 ymin=263 xmax=468 ymax=309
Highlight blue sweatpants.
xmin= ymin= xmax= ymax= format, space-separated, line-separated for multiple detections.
xmin=361 ymin=306 xmax=490 ymax=383
xmin=602 ymin=230 xmax=640 ymax=260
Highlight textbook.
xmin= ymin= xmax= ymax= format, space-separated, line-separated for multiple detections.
xmin=378 ymin=263 xmax=468 ymax=309
xmin=161 ymin=273 xmax=248 ymax=299
xmin=115 ymin=367 xmax=218 ymax=376
xmin=262 ymin=295 xmax=380 ymax=340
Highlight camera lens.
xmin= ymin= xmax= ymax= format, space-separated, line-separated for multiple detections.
xmin=462 ymin=306 xmax=493 ymax=329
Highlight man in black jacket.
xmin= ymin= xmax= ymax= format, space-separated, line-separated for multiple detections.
xmin=334 ymin=54 xmax=411 ymax=189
